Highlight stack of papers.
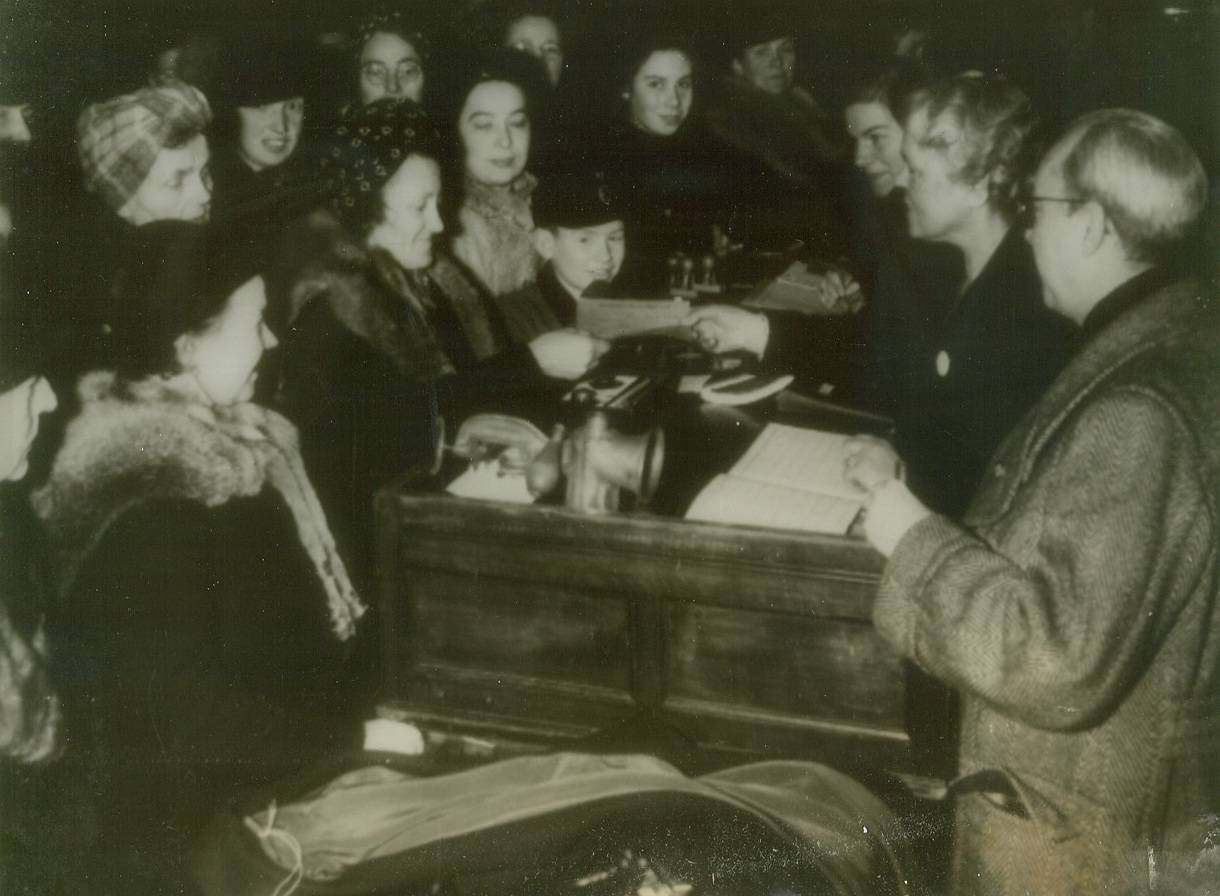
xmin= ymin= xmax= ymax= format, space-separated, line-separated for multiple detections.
xmin=685 ymin=424 xmax=866 ymax=534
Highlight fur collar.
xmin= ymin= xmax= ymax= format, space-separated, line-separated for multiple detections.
xmin=289 ymin=239 xmax=454 ymax=383
xmin=461 ymin=172 xmax=536 ymax=227
xmin=33 ymin=373 xmax=364 ymax=639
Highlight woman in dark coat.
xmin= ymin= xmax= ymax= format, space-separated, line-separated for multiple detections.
xmin=594 ymin=30 xmax=801 ymax=293
xmin=0 ymin=264 xmax=66 ymax=895
xmin=278 ymin=98 xmax=601 ymax=588
xmin=33 ymin=222 xmax=391 ymax=895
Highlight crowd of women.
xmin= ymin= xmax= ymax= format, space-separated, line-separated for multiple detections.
xmin=0 ymin=1 xmax=1214 ymax=893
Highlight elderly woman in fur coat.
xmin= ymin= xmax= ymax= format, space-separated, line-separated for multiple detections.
xmin=33 ymin=222 xmax=422 ymax=896
xmin=278 ymin=98 xmax=602 ymax=590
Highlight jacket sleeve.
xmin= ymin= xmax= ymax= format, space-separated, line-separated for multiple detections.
xmin=874 ymin=387 xmax=1213 ymax=732
xmin=761 ymin=310 xmax=872 ymax=406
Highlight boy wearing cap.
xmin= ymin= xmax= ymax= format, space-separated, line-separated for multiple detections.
xmin=531 ymin=170 xmax=627 ymax=326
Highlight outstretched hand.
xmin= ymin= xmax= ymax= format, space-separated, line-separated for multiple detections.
xmin=682 ymin=305 xmax=770 ymax=356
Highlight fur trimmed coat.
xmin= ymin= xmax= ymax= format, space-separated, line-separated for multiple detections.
xmin=32 ymin=373 xmax=367 ymax=894
xmin=876 ymin=276 xmax=1220 ymax=894
xmin=278 ymin=237 xmax=555 ymax=588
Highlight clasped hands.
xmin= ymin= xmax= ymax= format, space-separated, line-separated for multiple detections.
xmin=683 ymin=266 xmax=861 ymax=357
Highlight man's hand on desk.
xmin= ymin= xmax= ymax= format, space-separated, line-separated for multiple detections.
xmin=843 ymin=435 xmax=932 ymax=557
xmin=683 ymin=305 xmax=770 ymax=357
xmin=530 ymin=329 xmax=610 ymax=379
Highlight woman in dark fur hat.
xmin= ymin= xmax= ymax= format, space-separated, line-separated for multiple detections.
xmin=33 ymin=221 xmax=421 ymax=896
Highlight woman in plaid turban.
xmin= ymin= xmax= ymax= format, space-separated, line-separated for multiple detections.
xmin=76 ymin=82 xmax=213 ymax=225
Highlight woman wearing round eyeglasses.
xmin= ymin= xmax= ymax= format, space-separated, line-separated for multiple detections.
xmin=355 ymin=10 xmax=427 ymax=107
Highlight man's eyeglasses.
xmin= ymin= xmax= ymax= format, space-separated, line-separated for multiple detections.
xmin=512 ymin=42 xmax=562 ymax=62
xmin=1018 ymin=195 xmax=1083 ymax=219
xmin=361 ymin=61 xmax=423 ymax=88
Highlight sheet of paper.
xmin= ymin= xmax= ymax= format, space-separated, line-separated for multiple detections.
xmin=445 ymin=464 xmax=537 ymax=504
xmin=685 ymin=475 xmax=862 ymax=535
xmin=741 ymin=261 xmax=863 ymax=316
xmin=731 ymin=423 xmax=867 ymax=502
xmin=575 ymin=297 xmax=692 ymax=339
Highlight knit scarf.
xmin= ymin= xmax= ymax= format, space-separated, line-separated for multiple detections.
xmin=454 ymin=172 xmax=540 ymax=297
xmin=33 ymin=372 xmax=365 ymax=641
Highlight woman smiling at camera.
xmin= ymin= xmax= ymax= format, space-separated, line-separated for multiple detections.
xmin=278 ymin=99 xmax=602 ymax=588
xmin=32 ymin=221 xmax=424 ymax=896
xmin=207 ymin=30 xmax=326 ymax=259
xmin=593 ymin=30 xmax=759 ymax=292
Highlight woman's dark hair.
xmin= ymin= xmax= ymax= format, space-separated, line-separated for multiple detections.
xmin=614 ymin=28 xmax=699 ymax=104
xmin=433 ymin=46 xmax=549 ymax=138
xmin=108 ymin=221 xmax=266 ymax=380
xmin=431 ymin=46 xmax=549 ymax=190
xmin=354 ymin=8 xmax=431 ymax=71
xmin=911 ymin=71 xmax=1040 ymax=224
xmin=320 ymin=98 xmax=441 ymax=239
xmin=842 ymin=59 xmax=934 ymax=126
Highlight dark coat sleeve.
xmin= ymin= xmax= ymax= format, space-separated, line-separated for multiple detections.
xmin=54 ymin=495 xmax=364 ymax=789
xmin=760 ymin=309 xmax=873 ymax=406
xmin=279 ymin=294 xmax=553 ymax=579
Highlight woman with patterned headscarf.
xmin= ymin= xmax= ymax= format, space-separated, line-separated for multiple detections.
xmin=278 ymin=98 xmax=603 ymax=589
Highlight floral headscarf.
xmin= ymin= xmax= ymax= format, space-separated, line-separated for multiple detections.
xmin=319 ymin=98 xmax=439 ymax=237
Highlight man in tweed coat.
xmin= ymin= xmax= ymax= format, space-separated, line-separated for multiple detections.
xmin=845 ymin=109 xmax=1216 ymax=893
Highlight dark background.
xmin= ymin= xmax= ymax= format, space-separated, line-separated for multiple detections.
xmin=2 ymin=0 xmax=1216 ymax=276
xmin=3 ymin=0 xmax=1216 ymax=164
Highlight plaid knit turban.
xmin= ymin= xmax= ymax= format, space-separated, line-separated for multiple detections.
xmin=76 ymin=83 xmax=213 ymax=213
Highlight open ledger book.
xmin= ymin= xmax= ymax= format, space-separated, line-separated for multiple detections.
xmin=685 ymin=423 xmax=867 ymax=535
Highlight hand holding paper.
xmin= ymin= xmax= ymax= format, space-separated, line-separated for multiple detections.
xmin=682 ymin=305 xmax=770 ymax=356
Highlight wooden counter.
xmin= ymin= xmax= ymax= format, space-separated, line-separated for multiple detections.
xmin=375 ymin=473 xmax=934 ymax=778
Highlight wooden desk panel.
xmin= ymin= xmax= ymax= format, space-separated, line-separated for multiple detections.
xmin=376 ymin=475 xmax=926 ymax=774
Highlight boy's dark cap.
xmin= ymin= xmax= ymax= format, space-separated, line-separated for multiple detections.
xmin=532 ymin=169 xmax=625 ymax=230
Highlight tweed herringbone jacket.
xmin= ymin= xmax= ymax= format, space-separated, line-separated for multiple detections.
xmin=877 ymin=276 xmax=1220 ymax=894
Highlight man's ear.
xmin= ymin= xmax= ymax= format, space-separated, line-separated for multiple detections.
xmin=173 ymin=332 xmax=197 ymax=370
xmin=1080 ymin=199 xmax=1109 ymax=256
xmin=966 ymin=174 xmax=994 ymax=210
xmin=533 ymin=227 xmax=556 ymax=261
xmin=731 ymin=58 xmax=744 ymax=78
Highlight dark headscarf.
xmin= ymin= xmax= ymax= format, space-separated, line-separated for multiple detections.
xmin=108 ymin=221 xmax=267 ymax=379
xmin=318 ymin=98 xmax=439 ymax=237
